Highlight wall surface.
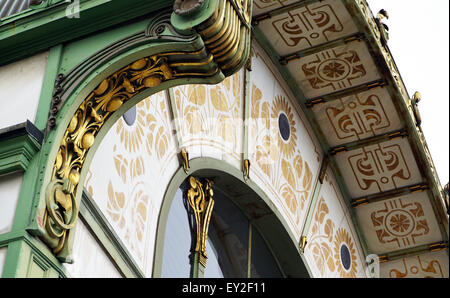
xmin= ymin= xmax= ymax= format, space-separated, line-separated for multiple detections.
xmin=0 ymin=52 xmax=48 ymax=130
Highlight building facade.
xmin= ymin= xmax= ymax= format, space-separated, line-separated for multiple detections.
xmin=0 ymin=0 xmax=448 ymax=278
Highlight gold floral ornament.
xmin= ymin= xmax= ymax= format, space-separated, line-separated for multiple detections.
xmin=333 ymin=228 xmax=358 ymax=278
xmin=43 ymin=56 xmax=174 ymax=260
xmin=187 ymin=176 xmax=215 ymax=267
xmin=271 ymin=95 xmax=297 ymax=159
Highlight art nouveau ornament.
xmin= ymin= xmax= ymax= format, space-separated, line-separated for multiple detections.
xmin=39 ymin=0 xmax=254 ymax=262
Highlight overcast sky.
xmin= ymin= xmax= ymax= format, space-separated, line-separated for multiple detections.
xmin=367 ymin=0 xmax=449 ymax=186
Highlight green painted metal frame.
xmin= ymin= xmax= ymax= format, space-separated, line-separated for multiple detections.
xmin=0 ymin=123 xmax=42 ymax=176
xmin=0 ymin=0 xmax=175 ymax=66
xmin=2 ymin=0 xmax=255 ymax=275
xmin=79 ymin=190 xmax=145 ymax=278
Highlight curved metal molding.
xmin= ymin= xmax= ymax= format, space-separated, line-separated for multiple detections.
xmin=36 ymin=1 xmax=254 ymax=262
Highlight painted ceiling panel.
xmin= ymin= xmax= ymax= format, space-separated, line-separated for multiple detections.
xmin=252 ymin=0 xmax=298 ymax=16
xmin=355 ymin=191 xmax=442 ymax=254
xmin=334 ymin=137 xmax=424 ymax=198
xmin=311 ymin=87 xmax=403 ymax=147
xmin=379 ymin=250 xmax=449 ymax=278
xmin=286 ymin=40 xmax=380 ymax=98
xmin=256 ymin=0 xmax=359 ymax=56
xmin=253 ymin=0 xmax=447 ymax=273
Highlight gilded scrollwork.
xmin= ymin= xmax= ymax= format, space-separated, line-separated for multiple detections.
xmin=186 ymin=176 xmax=215 ymax=266
xmin=43 ymin=55 xmax=174 ymax=258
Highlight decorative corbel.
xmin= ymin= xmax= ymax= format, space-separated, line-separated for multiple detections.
xmin=411 ymin=91 xmax=422 ymax=126
xmin=186 ymin=176 xmax=215 ymax=267
xmin=243 ymin=159 xmax=250 ymax=182
xmin=375 ymin=9 xmax=389 ymax=46
xmin=180 ymin=147 xmax=190 ymax=174
xmin=299 ymin=235 xmax=308 ymax=253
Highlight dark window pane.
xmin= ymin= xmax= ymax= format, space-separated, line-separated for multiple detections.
xmin=161 ymin=188 xmax=191 ymax=277
xmin=205 ymin=189 xmax=249 ymax=278
xmin=250 ymin=226 xmax=283 ymax=278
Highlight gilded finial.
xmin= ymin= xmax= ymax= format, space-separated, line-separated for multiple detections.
xmin=243 ymin=159 xmax=251 ymax=182
xmin=299 ymin=236 xmax=308 ymax=252
xmin=181 ymin=147 xmax=190 ymax=173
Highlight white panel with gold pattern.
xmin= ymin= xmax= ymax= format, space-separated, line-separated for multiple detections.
xmin=252 ymin=0 xmax=298 ymax=16
xmin=355 ymin=191 xmax=442 ymax=255
xmin=85 ymin=91 xmax=180 ymax=277
xmin=256 ymin=0 xmax=359 ymax=56
xmin=249 ymin=42 xmax=323 ymax=241
xmin=380 ymin=250 xmax=449 ymax=278
xmin=304 ymin=169 xmax=368 ymax=277
xmin=311 ymin=87 xmax=403 ymax=147
xmin=287 ymin=40 xmax=381 ymax=99
xmin=172 ymin=69 xmax=245 ymax=171
xmin=334 ymin=138 xmax=424 ymax=198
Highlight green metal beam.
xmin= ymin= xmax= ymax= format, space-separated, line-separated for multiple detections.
xmin=351 ymin=182 xmax=429 ymax=208
xmin=0 ymin=121 xmax=42 ymax=175
xmin=0 ymin=0 xmax=175 ymax=66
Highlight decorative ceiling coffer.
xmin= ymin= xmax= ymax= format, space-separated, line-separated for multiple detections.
xmin=37 ymin=0 xmax=253 ymax=262
xmin=186 ymin=176 xmax=215 ymax=267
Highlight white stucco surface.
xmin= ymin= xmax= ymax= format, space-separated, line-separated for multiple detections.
xmin=0 ymin=51 xmax=49 ymax=129
xmin=0 ymin=172 xmax=23 ymax=234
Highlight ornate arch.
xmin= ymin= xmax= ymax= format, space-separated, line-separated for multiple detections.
xmin=152 ymin=157 xmax=310 ymax=277
xmin=31 ymin=0 xmax=253 ymax=262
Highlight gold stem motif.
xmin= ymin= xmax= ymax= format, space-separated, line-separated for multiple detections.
xmin=186 ymin=176 xmax=215 ymax=267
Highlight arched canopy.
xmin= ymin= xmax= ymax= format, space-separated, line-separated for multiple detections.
xmin=28 ymin=0 xmax=254 ymax=262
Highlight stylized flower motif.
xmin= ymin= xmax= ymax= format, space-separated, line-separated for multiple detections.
xmin=333 ymin=228 xmax=358 ymax=278
xmin=389 ymin=213 xmax=411 ymax=233
xmin=322 ymin=61 xmax=346 ymax=79
xmin=116 ymin=101 xmax=146 ymax=153
xmin=271 ymin=96 xmax=297 ymax=158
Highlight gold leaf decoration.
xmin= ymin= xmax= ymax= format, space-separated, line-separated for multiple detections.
xmin=303 ymin=162 xmax=313 ymax=190
xmin=315 ymin=197 xmax=329 ymax=224
xmin=188 ymin=85 xmax=206 ymax=106
xmin=210 ymin=86 xmax=228 ymax=112
xmin=218 ymin=115 xmax=234 ymax=143
xmin=294 ymin=154 xmax=303 ymax=178
xmin=155 ymin=126 xmax=168 ymax=158
xmin=281 ymin=159 xmax=296 ymax=188
xmin=113 ymin=154 xmax=128 ymax=184
xmin=324 ymin=219 xmax=335 ymax=242
xmin=130 ymin=156 xmax=145 ymax=179
xmin=281 ymin=184 xmax=297 ymax=214
xmin=251 ymin=84 xmax=262 ymax=119
xmin=107 ymin=182 xmax=126 ymax=229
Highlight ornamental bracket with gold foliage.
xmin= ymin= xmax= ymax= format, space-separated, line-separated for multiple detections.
xmin=38 ymin=0 xmax=253 ymax=262
xmin=186 ymin=176 xmax=215 ymax=267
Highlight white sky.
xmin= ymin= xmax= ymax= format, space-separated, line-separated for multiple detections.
xmin=367 ymin=0 xmax=449 ymax=185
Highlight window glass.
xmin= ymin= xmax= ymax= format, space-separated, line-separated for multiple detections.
xmin=250 ymin=226 xmax=283 ymax=278
xmin=205 ymin=189 xmax=249 ymax=278
xmin=161 ymin=188 xmax=192 ymax=277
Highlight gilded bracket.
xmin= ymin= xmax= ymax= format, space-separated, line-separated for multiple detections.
xmin=180 ymin=147 xmax=190 ymax=174
xmin=243 ymin=159 xmax=250 ymax=182
xmin=187 ymin=176 xmax=215 ymax=267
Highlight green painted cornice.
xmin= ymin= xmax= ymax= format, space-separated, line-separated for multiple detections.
xmin=0 ymin=121 xmax=43 ymax=175
xmin=0 ymin=0 xmax=174 ymax=66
